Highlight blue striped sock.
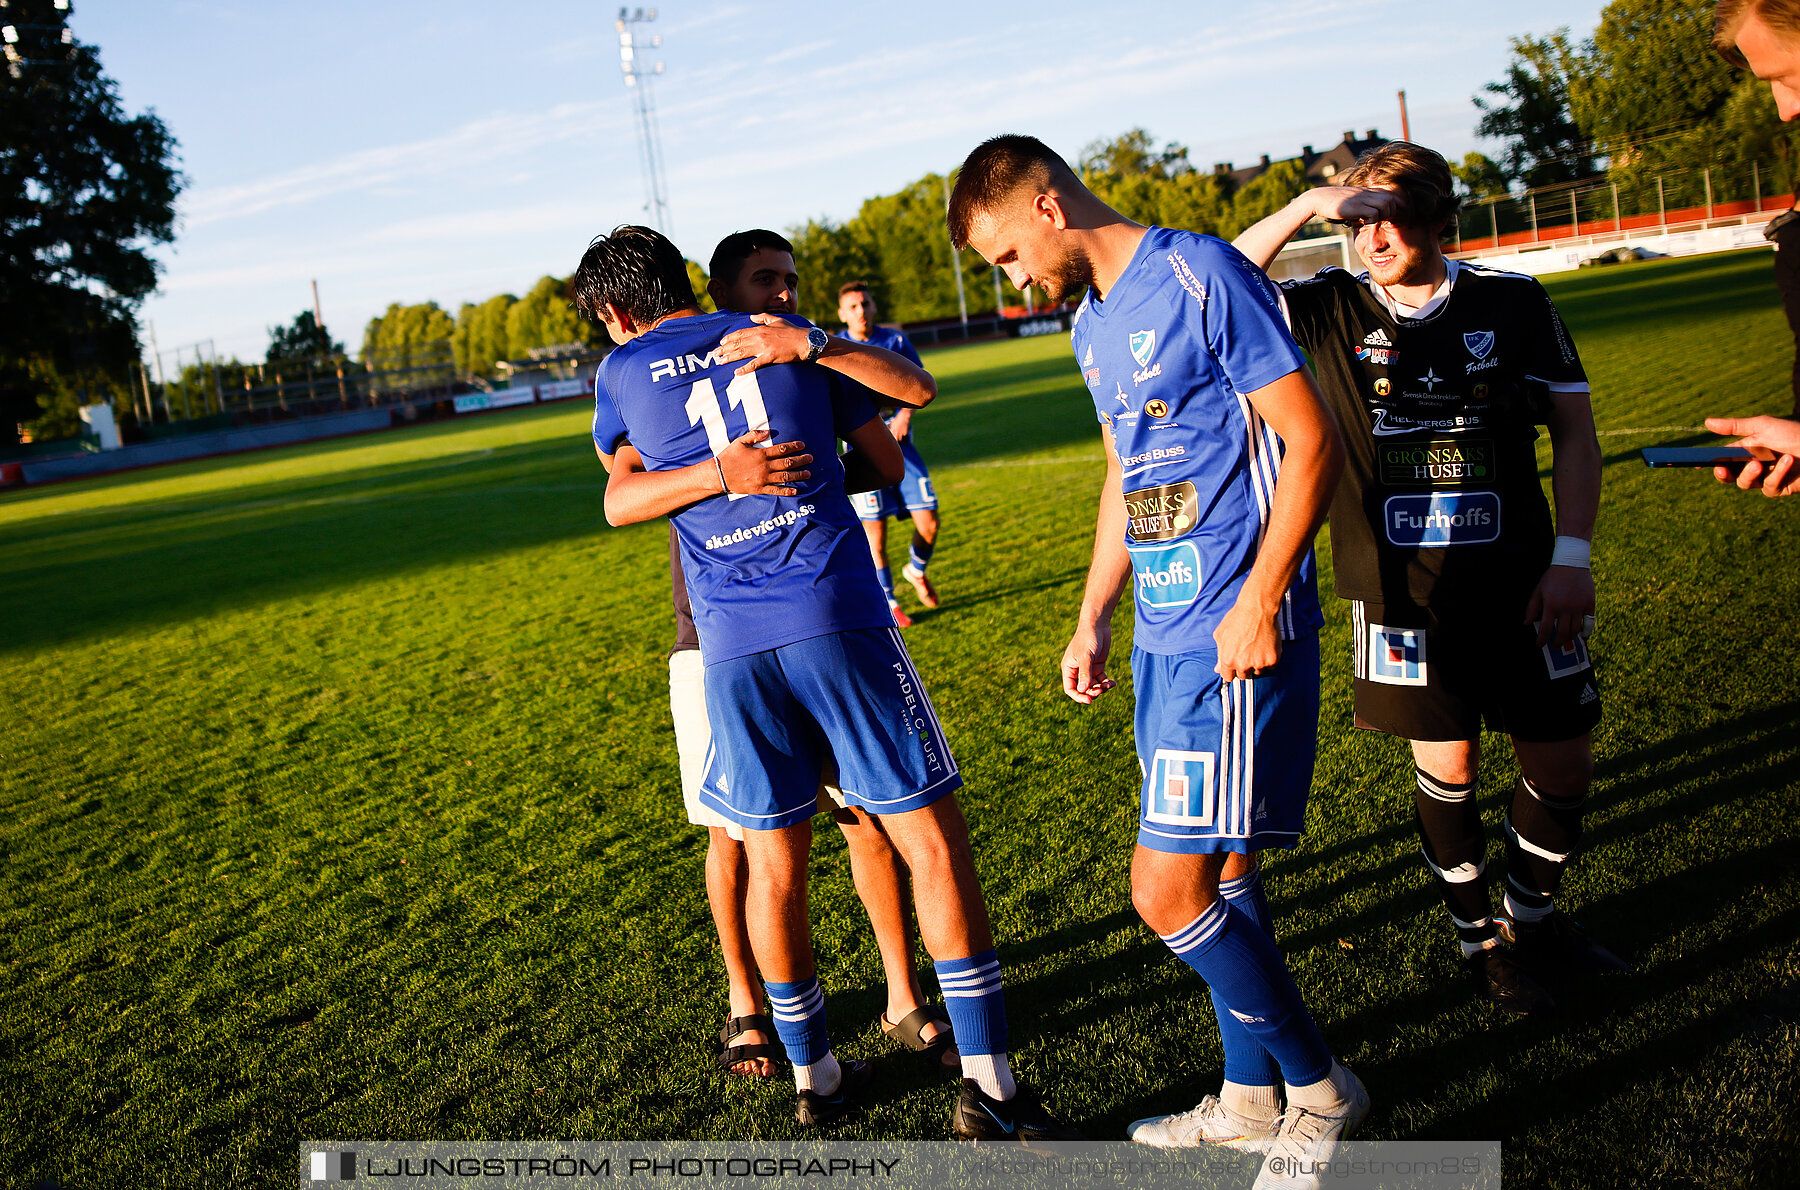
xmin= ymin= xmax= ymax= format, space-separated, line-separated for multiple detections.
xmin=907 ymin=538 xmax=934 ymax=574
xmin=1211 ymin=868 xmax=1280 ymax=1088
xmin=764 ymin=977 xmax=830 ymax=1067
xmin=1161 ymin=900 xmax=1331 ymax=1086
xmin=875 ymin=565 xmax=896 ymax=601
xmin=934 ymin=949 xmax=1007 ymax=1057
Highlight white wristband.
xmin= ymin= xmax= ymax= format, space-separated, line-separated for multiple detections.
xmin=1551 ymin=535 xmax=1591 ymax=568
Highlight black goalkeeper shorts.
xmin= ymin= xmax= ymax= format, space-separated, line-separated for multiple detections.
xmin=1348 ymin=600 xmax=1602 ymax=743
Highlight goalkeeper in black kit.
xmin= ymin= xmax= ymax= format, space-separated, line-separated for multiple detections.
xmin=1234 ymin=142 xmax=1627 ymax=1014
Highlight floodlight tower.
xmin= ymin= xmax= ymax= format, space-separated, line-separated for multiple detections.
xmin=2 ymin=0 xmax=77 ymax=81
xmin=616 ymin=7 xmax=672 ymax=234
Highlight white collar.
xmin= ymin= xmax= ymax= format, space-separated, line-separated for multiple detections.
xmin=1366 ymin=258 xmax=1460 ymax=322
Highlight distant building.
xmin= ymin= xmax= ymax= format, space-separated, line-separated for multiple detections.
xmin=1212 ymin=129 xmax=1390 ymax=189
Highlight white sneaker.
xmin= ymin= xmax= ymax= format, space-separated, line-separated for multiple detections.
xmin=1126 ymin=1095 xmax=1280 ymax=1153
xmin=1252 ymin=1066 xmax=1370 ymax=1190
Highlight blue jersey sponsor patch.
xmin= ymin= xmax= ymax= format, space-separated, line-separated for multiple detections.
xmin=1543 ymin=634 xmax=1591 ymax=678
xmin=1145 ymin=748 xmax=1216 ymax=827
xmin=1383 ymin=491 xmax=1502 ymax=546
xmin=1131 ymin=541 xmax=1202 ymax=609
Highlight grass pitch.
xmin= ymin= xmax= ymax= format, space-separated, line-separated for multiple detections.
xmin=3 ymin=251 xmax=1798 ymax=1189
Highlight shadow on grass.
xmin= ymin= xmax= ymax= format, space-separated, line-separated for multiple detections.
xmin=1 ymin=367 xmax=1104 ymax=656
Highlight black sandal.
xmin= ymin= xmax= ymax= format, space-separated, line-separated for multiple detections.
xmin=711 ymin=1014 xmax=786 ymax=1079
xmin=881 ymin=1004 xmax=958 ymax=1075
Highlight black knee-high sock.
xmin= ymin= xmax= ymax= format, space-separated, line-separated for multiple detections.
xmin=1503 ymin=776 xmax=1583 ymax=921
xmin=1414 ymin=766 xmax=1497 ymax=955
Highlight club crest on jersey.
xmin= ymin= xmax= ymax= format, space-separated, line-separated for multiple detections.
xmin=1144 ymin=748 xmax=1216 ymax=827
xmin=1129 ymin=541 xmax=1202 ymax=609
xmin=1367 ymin=624 xmax=1427 ymax=686
xmin=1543 ymin=635 xmax=1591 ymax=678
xmin=1384 ymin=491 xmax=1502 ymax=546
xmin=649 ymin=349 xmax=728 ymax=382
xmin=1130 ymin=329 xmax=1157 ymax=367
xmin=1464 ymin=330 xmax=1496 ymax=360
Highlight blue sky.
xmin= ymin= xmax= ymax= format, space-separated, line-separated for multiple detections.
xmin=80 ymin=0 xmax=1604 ymax=363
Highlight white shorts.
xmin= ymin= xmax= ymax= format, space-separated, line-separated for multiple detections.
xmin=668 ymin=649 xmax=847 ymax=841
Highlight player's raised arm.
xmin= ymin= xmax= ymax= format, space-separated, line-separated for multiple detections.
xmin=1212 ymin=369 xmax=1344 ymax=683
xmin=1233 ymin=187 xmax=1407 ymax=271
xmin=602 ymin=435 xmax=816 ymax=526
xmin=716 ymin=314 xmax=937 ymax=408
xmin=839 ymin=414 xmax=905 ymax=494
xmin=1062 ymin=423 xmax=1131 ymax=704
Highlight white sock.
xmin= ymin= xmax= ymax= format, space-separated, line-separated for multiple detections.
xmin=960 ymin=1052 xmax=1017 ymax=1101
xmin=794 ymin=1051 xmax=841 ymax=1095
xmin=1285 ymin=1061 xmax=1352 ymax=1112
xmin=1460 ymin=934 xmax=1502 ymax=959
xmin=1503 ymin=889 xmax=1554 ymax=924
xmin=1222 ymin=1080 xmax=1282 ymax=1123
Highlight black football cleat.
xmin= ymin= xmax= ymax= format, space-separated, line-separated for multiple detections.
xmin=794 ymin=1058 xmax=874 ymax=1128
xmin=952 ymin=1079 xmax=1085 ymax=1142
xmin=1501 ymin=910 xmax=1629 ymax=975
xmin=1464 ymin=945 xmax=1558 ymax=1015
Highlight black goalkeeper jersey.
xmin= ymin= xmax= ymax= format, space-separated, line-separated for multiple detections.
xmin=1278 ymin=262 xmax=1589 ymax=613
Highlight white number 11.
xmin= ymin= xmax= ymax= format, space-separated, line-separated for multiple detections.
xmin=684 ymin=372 xmax=771 ymax=501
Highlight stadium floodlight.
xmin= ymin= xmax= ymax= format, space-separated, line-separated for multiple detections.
xmin=2 ymin=26 xmax=18 ymax=43
xmin=616 ymin=5 xmax=672 ymax=234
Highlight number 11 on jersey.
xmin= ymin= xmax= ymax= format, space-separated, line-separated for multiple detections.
xmin=685 ymin=372 xmax=770 ymax=501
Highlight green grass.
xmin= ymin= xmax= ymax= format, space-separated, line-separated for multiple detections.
xmin=3 ymin=250 xmax=1798 ymax=1189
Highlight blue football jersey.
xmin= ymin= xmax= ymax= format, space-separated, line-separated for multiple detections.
xmin=595 ymin=311 xmax=892 ymax=663
xmin=1072 ymin=227 xmax=1324 ymax=653
xmin=844 ymin=324 xmax=924 ymax=430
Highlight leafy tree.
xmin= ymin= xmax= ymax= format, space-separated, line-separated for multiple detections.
xmin=265 ymin=311 xmax=344 ymax=364
xmin=1575 ymin=0 xmax=1734 ymax=157
xmin=1 ymin=0 xmax=183 ymax=438
xmin=505 ymin=275 xmax=589 ymax=360
xmin=361 ymin=302 xmax=455 ymax=374
xmin=684 ymin=260 xmax=716 ymax=314
xmin=1222 ymin=159 xmax=1311 ymax=237
xmin=1453 ymin=151 xmax=1512 ymax=199
xmin=1474 ymin=31 xmax=1598 ymax=187
xmin=452 ymin=293 xmax=515 ymax=377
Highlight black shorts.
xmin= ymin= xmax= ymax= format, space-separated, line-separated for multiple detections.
xmin=1349 ymin=600 xmax=1602 ymax=743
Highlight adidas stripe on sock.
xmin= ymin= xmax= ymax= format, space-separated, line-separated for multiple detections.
xmin=1504 ymin=776 xmax=1583 ymax=912
xmin=907 ymin=537 xmax=935 ymax=575
xmin=765 ymin=976 xmax=831 ymax=1071
xmin=1413 ymin=767 xmax=1499 ymax=956
xmin=1160 ymin=900 xmax=1333 ymax=1087
xmin=1212 ymin=866 xmax=1280 ymax=1090
xmin=935 ymin=950 xmax=1014 ymax=1099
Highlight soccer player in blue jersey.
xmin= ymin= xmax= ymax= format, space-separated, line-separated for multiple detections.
xmin=574 ymin=225 xmax=1077 ymax=1139
xmin=951 ymin=136 xmax=1363 ymax=1186
xmin=838 ymin=281 xmax=944 ymax=626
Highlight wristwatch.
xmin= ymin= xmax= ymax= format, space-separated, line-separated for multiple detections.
xmin=802 ymin=327 xmax=830 ymax=362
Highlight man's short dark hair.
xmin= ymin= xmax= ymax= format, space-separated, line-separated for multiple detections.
xmin=1341 ymin=142 xmax=1461 ymax=239
xmin=947 ymin=134 xmax=1081 ymax=249
xmin=709 ymin=230 xmax=795 ymax=288
xmin=571 ymin=225 xmax=696 ymax=327
xmin=837 ymin=280 xmax=873 ymax=300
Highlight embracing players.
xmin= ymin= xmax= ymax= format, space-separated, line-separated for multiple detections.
xmin=951 ymin=136 xmax=1364 ymax=1185
xmin=576 ymin=225 xmax=1077 ymax=1139
xmin=1233 ymin=142 xmax=1625 ymax=1014
xmin=837 ymin=281 xmax=944 ymax=626
xmin=593 ymin=229 xmax=961 ymax=1086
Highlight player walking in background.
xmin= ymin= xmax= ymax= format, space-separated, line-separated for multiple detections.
xmin=577 ymin=225 xmax=1077 ymax=1139
xmin=952 ymin=135 xmax=1363 ymax=1188
xmin=838 ymin=281 xmax=944 ymax=626
xmin=1234 ymin=142 xmax=1626 ymax=1017
xmin=591 ymin=230 xmax=962 ymax=1084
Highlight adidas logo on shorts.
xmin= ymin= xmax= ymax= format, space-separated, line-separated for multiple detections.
xmin=1579 ymin=684 xmax=1598 ymax=705
xmin=1363 ymin=328 xmax=1393 ymax=346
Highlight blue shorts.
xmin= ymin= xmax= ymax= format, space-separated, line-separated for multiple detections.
xmin=698 ymin=627 xmax=962 ymax=830
xmin=851 ymin=437 xmax=937 ymax=521
xmin=1131 ymin=632 xmax=1320 ymax=855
